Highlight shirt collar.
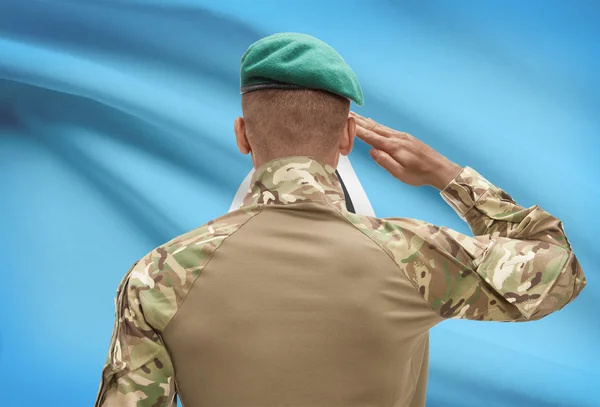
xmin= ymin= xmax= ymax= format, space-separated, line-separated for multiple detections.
xmin=241 ymin=156 xmax=347 ymax=212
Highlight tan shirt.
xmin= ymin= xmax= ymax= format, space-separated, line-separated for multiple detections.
xmin=95 ymin=156 xmax=586 ymax=407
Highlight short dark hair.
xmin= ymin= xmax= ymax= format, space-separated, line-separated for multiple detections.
xmin=242 ymin=89 xmax=350 ymax=159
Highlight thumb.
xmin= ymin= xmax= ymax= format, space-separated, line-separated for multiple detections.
xmin=370 ymin=148 xmax=405 ymax=179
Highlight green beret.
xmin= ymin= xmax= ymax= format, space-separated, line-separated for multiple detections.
xmin=240 ymin=33 xmax=364 ymax=106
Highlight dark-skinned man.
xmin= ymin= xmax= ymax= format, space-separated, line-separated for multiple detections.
xmin=95 ymin=32 xmax=586 ymax=407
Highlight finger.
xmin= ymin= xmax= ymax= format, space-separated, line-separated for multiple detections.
xmin=351 ymin=114 xmax=387 ymax=136
xmin=370 ymin=148 xmax=406 ymax=178
xmin=350 ymin=111 xmax=408 ymax=139
xmin=350 ymin=111 xmax=381 ymax=128
xmin=355 ymin=125 xmax=396 ymax=151
xmin=349 ymin=111 xmax=365 ymax=119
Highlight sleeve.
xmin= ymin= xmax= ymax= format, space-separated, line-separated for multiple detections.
xmin=94 ymin=261 xmax=177 ymax=407
xmin=388 ymin=166 xmax=586 ymax=322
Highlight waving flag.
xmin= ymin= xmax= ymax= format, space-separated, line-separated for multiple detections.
xmin=0 ymin=1 xmax=598 ymax=407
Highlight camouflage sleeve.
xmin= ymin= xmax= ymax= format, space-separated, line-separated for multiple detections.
xmin=94 ymin=261 xmax=176 ymax=407
xmin=441 ymin=166 xmax=574 ymax=248
xmin=382 ymin=167 xmax=586 ymax=322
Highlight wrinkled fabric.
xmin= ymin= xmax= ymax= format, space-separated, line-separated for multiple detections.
xmin=95 ymin=208 xmax=261 ymax=407
xmin=2 ymin=1 xmax=599 ymax=407
xmin=95 ymin=156 xmax=585 ymax=406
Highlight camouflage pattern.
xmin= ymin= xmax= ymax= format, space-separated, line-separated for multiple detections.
xmin=238 ymin=157 xmax=585 ymax=322
xmin=96 ymin=156 xmax=586 ymax=406
xmin=342 ymin=165 xmax=585 ymax=321
xmin=241 ymin=156 xmax=347 ymax=211
xmin=441 ymin=167 xmax=573 ymax=249
xmin=94 ymin=207 xmax=262 ymax=407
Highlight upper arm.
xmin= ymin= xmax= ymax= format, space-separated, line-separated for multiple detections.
xmin=95 ymin=262 xmax=176 ymax=407
xmin=373 ymin=165 xmax=587 ymax=322
xmin=383 ymin=217 xmax=583 ymax=322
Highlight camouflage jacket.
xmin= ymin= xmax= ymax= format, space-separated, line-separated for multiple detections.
xmin=94 ymin=156 xmax=586 ymax=407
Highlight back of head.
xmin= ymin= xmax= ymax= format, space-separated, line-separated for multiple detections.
xmin=242 ymin=88 xmax=350 ymax=159
xmin=238 ymin=33 xmax=363 ymax=165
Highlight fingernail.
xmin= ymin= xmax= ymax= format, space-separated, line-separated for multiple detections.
xmin=370 ymin=149 xmax=378 ymax=158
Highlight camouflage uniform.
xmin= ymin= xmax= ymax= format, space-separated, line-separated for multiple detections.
xmin=95 ymin=156 xmax=586 ymax=407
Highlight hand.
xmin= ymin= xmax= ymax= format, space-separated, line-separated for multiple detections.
xmin=350 ymin=112 xmax=463 ymax=190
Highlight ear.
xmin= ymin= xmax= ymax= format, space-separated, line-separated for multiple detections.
xmin=234 ymin=117 xmax=251 ymax=155
xmin=339 ymin=116 xmax=356 ymax=156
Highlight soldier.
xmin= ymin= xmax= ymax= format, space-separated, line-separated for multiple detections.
xmin=95 ymin=33 xmax=586 ymax=407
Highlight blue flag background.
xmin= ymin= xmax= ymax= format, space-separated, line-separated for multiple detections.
xmin=1 ymin=1 xmax=598 ymax=406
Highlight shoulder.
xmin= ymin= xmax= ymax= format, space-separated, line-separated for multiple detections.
xmin=338 ymin=211 xmax=431 ymax=252
xmin=340 ymin=211 xmax=483 ymax=262
xmin=336 ymin=211 xmax=421 ymax=262
xmin=336 ymin=211 xmax=485 ymax=294
xmin=123 ymin=205 xmax=263 ymax=330
xmin=159 ymin=205 xmax=262 ymax=257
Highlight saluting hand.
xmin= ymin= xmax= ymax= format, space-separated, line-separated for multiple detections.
xmin=350 ymin=112 xmax=463 ymax=190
